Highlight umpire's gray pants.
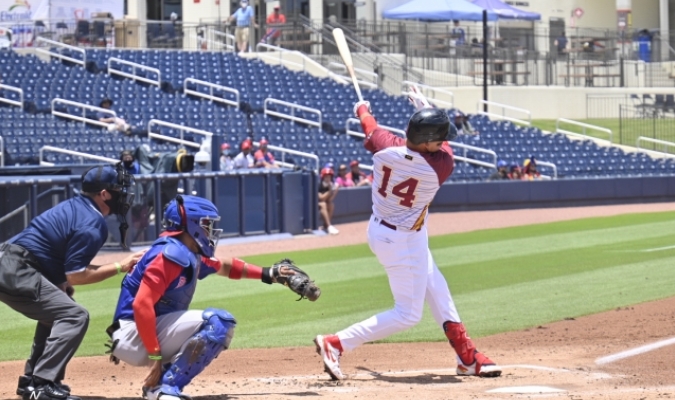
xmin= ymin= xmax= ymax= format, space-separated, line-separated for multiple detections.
xmin=0 ymin=244 xmax=89 ymax=383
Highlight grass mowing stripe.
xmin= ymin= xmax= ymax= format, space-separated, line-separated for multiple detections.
xmin=0 ymin=212 xmax=673 ymax=361
xmin=354 ymin=255 xmax=675 ymax=344
xmin=439 ymin=233 xmax=675 ymax=293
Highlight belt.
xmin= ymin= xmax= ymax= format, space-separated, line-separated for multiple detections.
xmin=374 ymin=217 xmax=421 ymax=232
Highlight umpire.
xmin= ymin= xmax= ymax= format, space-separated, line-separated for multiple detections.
xmin=0 ymin=164 xmax=145 ymax=400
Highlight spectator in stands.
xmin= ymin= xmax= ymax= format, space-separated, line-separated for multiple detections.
xmin=120 ymin=150 xmax=141 ymax=175
xmin=454 ymin=112 xmax=479 ymax=136
xmin=488 ymin=160 xmax=510 ymax=181
xmin=554 ymin=32 xmax=568 ymax=57
xmin=98 ymin=98 xmax=131 ymax=135
xmin=263 ymin=6 xmax=286 ymax=46
xmin=318 ymin=167 xmax=339 ymax=235
xmin=220 ymin=143 xmax=234 ymax=171
xmin=523 ymin=156 xmax=542 ymax=180
xmin=229 ymin=0 xmax=257 ymax=54
xmin=346 ymin=160 xmax=371 ymax=187
xmin=508 ymin=164 xmax=524 ymax=180
xmin=233 ymin=138 xmax=255 ymax=169
xmin=254 ymin=138 xmax=276 ymax=168
xmin=335 ymin=164 xmax=355 ymax=188
xmin=451 ymin=20 xmax=466 ymax=46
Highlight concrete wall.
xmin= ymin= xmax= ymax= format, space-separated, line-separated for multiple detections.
xmin=632 ymin=0 xmax=661 ymax=30
xmin=181 ymin=0 xmax=231 ymax=23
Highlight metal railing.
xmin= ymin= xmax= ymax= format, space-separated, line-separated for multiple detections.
xmin=328 ymin=62 xmax=378 ymax=88
xmin=0 ymin=84 xmax=24 ymax=107
xmin=264 ymin=98 xmax=322 ymax=128
xmin=0 ymin=136 xmax=4 ymax=168
xmin=402 ymin=81 xmax=454 ymax=109
xmin=345 ymin=118 xmax=405 ymax=137
xmin=35 ymin=37 xmax=86 ymax=66
xmin=0 ymin=203 xmax=28 ymax=228
xmin=39 ymin=145 xmax=119 ymax=166
xmin=536 ymin=160 xmax=558 ymax=179
xmin=108 ymin=57 xmax=162 ymax=87
xmin=251 ymin=141 xmax=320 ymax=173
xmin=255 ymin=43 xmax=349 ymax=84
xmin=556 ymin=118 xmax=613 ymax=143
xmin=51 ymin=98 xmax=116 ymax=128
xmin=449 ymin=142 xmax=498 ymax=166
xmin=148 ymin=119 xmax=213 ymax=149
xmin=477 ymin=100 xmax=532 ymax=126
xmin=636 ymin=137 xmax=675 ymax=157
xmin=211 ymin=30 xmax=236 ymax=52
xmin=183 ymin=78 xmax=240 ymax=108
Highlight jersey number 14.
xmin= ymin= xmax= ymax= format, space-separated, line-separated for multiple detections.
xmin=377 ymin=166 xmax=418 ymax=208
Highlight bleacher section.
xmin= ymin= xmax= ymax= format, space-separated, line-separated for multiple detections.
xmin=1 ymin=48 xmax=674 ymax=180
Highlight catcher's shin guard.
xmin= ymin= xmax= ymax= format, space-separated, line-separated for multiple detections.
xmin=443 ymin=321 xmax=501 ymax=378
xmin=161 ymin=308 xmax=236 ymax=390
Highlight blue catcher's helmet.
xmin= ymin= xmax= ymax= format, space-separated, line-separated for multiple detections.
xmin=163 ymin=195 xmax=222 ymax=258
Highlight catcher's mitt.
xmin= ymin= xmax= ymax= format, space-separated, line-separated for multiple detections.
xmin=270 ymin=259 xmax=321 ymax=301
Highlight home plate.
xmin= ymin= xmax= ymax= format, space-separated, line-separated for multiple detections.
xmin=487 ymin=386 xmax=567 ymax=394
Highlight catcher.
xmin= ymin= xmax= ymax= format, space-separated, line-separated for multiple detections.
xmin=106 ymin=194 xmax=319 ymax=400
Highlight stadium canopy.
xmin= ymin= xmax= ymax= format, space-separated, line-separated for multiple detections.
xmin=382 ymin=0 xmax=498 ymax=22
xmin=471 ymin=0 xmax=541 ymax=20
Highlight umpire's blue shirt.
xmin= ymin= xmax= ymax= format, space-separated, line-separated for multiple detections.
xmin=12 ymin=194 xmax=108 ymax=285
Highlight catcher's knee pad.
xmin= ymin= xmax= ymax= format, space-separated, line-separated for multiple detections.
xmin=162 ymin=308 xmax=236 ymax=390
xmin=443 ymin=321 xmax=476 ymax=366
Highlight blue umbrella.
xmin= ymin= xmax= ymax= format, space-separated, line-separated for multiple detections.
xmin=471 ymin=0 xmax=541 ymax=20
xmin=383 ymin=0 xmax=498 ymax=22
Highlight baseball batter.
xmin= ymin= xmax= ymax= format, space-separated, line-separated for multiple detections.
xmin=314 ymin=88 xmax=501 ymax=380
xmin=107 ymin=195 xmax=319 ymax=400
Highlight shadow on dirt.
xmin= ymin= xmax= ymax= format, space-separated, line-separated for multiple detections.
xmin=354 ymin=366 xmax=462 ymax=385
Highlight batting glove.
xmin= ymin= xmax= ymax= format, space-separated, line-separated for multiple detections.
xmin=353 ymin=101 xmax=371 ymax=118
xmin=408 ymin=85 xmax=432 ymax=111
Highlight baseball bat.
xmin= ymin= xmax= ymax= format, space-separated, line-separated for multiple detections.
xmin=332 ymin=28 xmax=364 ymax=103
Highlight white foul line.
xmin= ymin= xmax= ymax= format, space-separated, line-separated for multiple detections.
xmin=641 ymin=245 xmax=675 ymax=252
xmin=595 ymin=336 xmax=675 ymax=365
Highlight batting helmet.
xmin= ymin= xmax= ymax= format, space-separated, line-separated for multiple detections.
xmin=163 ymin=195 xmax=222 ymax=258
xmin=406 ymin=108 xmax=456 ymax=145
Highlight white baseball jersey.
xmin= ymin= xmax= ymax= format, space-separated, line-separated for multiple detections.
xmin=365 ymin=127 xmax=453 ymax=230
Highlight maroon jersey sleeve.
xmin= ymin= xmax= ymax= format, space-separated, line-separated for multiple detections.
xmin=356 ymin=106 xmax=405 ymax=154
xmin=421 ymin=142 xmax=454 ymax=185
xmin=364 ymin=128 xmax=406 ymax=154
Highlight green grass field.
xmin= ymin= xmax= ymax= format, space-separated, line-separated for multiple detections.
xmin=531 ymin=118 xmax=675 ymax=152
xmin=1 ymin=211 xmax=674 ymax=362
xmin=531 ymin=119 xmax=619 ymax=141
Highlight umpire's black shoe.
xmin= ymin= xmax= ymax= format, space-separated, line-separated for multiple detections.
xmin=21 ymin=376 xmax=80 ymax=400
xmin=17 ymin=375 xmax=72 ymax=396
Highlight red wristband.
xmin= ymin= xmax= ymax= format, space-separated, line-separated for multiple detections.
xmin=229 ymin=258 xmax=263 ymax=280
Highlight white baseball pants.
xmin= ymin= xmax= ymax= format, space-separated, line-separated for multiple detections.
xmin=112 ymin=310 xmax=204 ymax=367
xmin=336 ymin=216 xmax=461 ymax=352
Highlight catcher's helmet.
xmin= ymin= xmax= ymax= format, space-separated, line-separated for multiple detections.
xmin=406 ymin=108 xmax=456 ymax=145
xmin=163 ymin=195 xmax=222 ymax=258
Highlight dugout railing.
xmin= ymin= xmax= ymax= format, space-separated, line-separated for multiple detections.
xmin=0 ymin=168 xmax=318 ymax=247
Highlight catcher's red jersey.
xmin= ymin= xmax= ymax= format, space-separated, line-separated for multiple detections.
xmin=365 ymin=128 xmax=454 ymax=230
